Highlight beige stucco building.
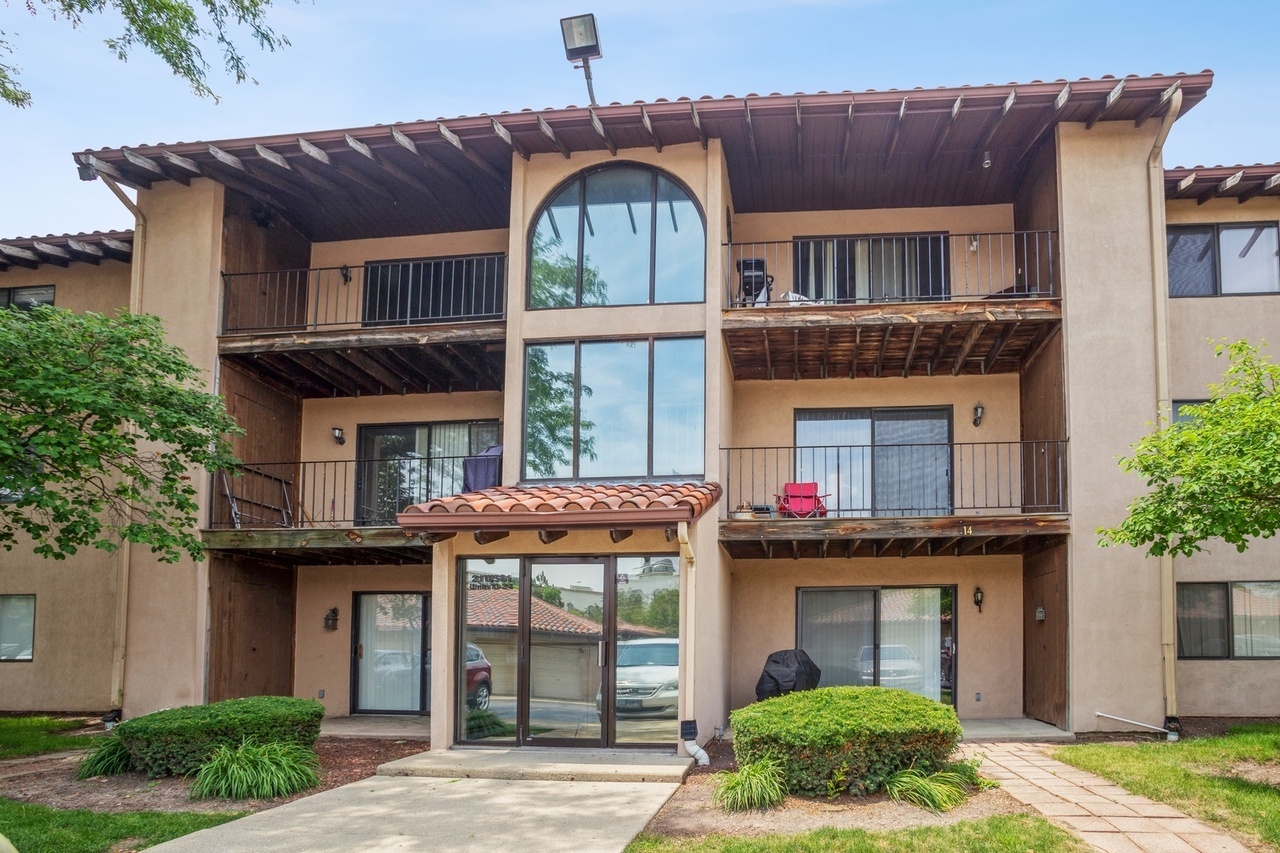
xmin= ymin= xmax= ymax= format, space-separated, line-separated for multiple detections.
xmin=3 ymin=68 xmax=1278 ymax=749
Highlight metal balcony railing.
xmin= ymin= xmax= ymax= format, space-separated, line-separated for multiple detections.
xmin=724 ymin=231 xmax=1057 ymax=308
xmin=210 ymin=454 xmax=496 ymax=529
xmin=221 ymin=254 xmax=507 ymax=334
xmin=722 ymin=440 xmax=1067 ymax=518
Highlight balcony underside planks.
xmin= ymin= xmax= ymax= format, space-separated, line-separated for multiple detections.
xmin=719 ymin=513 xmax=1069 ymax=560
xmin=219 ymin=321 xmax=506 ymax=397
xmin=722 ymin=299 xmax=1060 ymax=380
xmin=202 ymin=527 xmax=433 ymax=566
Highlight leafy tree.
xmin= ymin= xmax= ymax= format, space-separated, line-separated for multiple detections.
xmin=530 ymin=571 xmax=563 ymax=608
xmin=0 ymin=306 xmax=241 ymax=562
xmin=645 ymin=588 xmax=679 ymax=635
xmin=1100 ymin=340 xmax=1280 ymax=557
xmin=2 ymin=0 xmax=292 ymax=108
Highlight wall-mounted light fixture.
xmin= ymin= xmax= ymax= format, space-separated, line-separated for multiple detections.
xmin=972 ymin=402 xmax=985 ymax=428
xmin=331 ymin=427 xmax=345 ymax=445
xmin=323 ymin=607 xmax=339 ymax=630
xmin=339 ymin=264 xmax=352 ymax=284
xmin=973 ymin=587 xmax=984 ymax=613
xmin=982 ymin=150 xmax=992 ymax=169
xmin=560 ymin=13 xmax=602 ymax=107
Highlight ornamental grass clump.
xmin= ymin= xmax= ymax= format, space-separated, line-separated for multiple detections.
xmin=730 ymin=686 xmax=963 ymax=797
xmin=190 ymin=739 xmax=320 ymax=800
xmin=75 ymin=734 xmax=134 ymax=779
xmin=884 ymin=766 xmax=968 ymax=811
xmin=712 ymin=758 xmax=786 ymax=812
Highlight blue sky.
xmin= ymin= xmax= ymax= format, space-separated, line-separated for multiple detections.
xmin=2 ymin=0 xmax=1278 ymax=239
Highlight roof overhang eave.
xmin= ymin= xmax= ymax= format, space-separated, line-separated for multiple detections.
xmin=396 ymin=507 xmax=697 ymax=532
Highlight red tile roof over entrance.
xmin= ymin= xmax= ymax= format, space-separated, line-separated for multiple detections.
xmin=397 ymin=482 xmax=722 ymax=531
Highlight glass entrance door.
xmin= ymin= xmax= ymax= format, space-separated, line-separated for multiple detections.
xmin=353 ymin=592 xmax=429 ymax=714
xmin=525 ymin=560 xmax=607 ymax=745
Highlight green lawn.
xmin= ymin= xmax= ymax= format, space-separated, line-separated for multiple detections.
xmin=1054 ymin=723 xmax=1280 ymax=848
xmin=0 ymin=798 xmax=239 ymax=853
xmin=626 ymin=815 xmax=1086 ymax=852
xmin=0 ymin=717 xmax=103 ymax=759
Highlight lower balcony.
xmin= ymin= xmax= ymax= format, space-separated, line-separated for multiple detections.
xmin=720 ymin=441 xmax=1068 ymax=559
xmin=202 ymin=454 xmax=499 ymax=565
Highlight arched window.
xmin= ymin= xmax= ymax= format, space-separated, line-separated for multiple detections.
xmin=528 ymin=165 xmax=705 ymax=308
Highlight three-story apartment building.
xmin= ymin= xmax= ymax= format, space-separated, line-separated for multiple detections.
xmin=3 ymin=68 xmax=1278 ymax=751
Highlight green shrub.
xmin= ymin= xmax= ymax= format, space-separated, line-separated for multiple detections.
xmin=729 ymin=686 xmax=962 ymax=797
xmin=117 ymin=696 xmax=324 ymax=777
xmin=884 ymin=766 xmax=968 ymax=811
xmin=946 ymin=754 xmax=1000 ymax=791
xmin=712 ymin=758 xmax=786 ymax=812
xmin=75 ymin=735 xmax=134 ymax=779
xmin=465 ymin=709 xmax=514 ymax=740
xmin=190 ymin=739 xmax=320 ymax=800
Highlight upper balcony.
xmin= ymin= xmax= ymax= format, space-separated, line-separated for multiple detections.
xmin=721 ymin=231 xmax=1061 ymax=381
xmin=219 ymin=254 xmax=508 ymax=396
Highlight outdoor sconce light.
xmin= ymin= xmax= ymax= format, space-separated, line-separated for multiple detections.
xmin=331 ymin=427 xmax=345 ymax=445
xmin=972 ymin=402 xmax=985 ymax=428
xmin=973 ymin=587 xmax=984 ymax=613
xmin=982 ymin=150 xmax=992 ymax=169
xmin=339 ymin=264 xmax=352 ymax=284
xmin=560 ymin=13 xmax=602 ymax=107
xmin=323 ymin=608 xmax=339 ymax=631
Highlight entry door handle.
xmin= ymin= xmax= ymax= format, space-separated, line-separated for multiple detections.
xmin=598 ymin=639 xmax=607 ymax=667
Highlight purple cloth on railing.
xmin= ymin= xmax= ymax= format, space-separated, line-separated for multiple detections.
xmin=463 ymin=445 xmax=503 ymax=492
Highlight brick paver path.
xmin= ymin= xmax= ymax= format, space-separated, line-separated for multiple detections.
xmin=962 ymin=742 xmax=1254 ymax=853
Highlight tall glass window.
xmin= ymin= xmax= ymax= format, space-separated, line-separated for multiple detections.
xmin=523 ymin=337 xmax=704 ymax=480
xmin=529 ymin=166 xmax=705 ymax=308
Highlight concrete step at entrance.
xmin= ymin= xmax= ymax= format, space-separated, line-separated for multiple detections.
xmin=960 ymin=717 xmax=1074 ymax=742
xmin=378 ymin=747 xmax=693 ymax=783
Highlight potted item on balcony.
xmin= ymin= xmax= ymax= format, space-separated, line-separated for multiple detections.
xmin=731 ymin=503 xmax=756 ymax=520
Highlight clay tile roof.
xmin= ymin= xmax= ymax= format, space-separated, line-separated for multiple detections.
xmin=466 ymin=588 xmax=662 ymax=638
xmin=398 ymin=482 xmax=722 ymax=531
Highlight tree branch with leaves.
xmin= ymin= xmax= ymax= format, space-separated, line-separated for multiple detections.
xmin=0 ymin=306 xmax=241 ymax=562
xmin=1099 ymin=340 xmax=1280 ymax=558
xmin=2 ymin=0 xmax=293 ymax=108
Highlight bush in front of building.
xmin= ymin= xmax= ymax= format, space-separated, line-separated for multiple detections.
xmin=190 ymin=738 xmax=321 ymax=799
xmin=730 ymin=686 xmax=962 ymax=797
xmin=115 ymin=696 xmax=324 ymax=777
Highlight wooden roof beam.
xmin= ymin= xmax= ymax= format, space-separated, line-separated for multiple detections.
xmin=0 ymin=244 xmax=40 ymax=269
xmin=1014 ymin=83 xmax=1071 ymax=167
xmin=951 ymin=322 xmax=987 ymax=376
xmin=1237 ymin=173 xmax=1280 ymax=204
xmin=957 ymin=535 xmax=996 ymax=556
xmin=925 ymin=95 xmax=964 ymax=170
xmin=344 ymin=135 xmax=442 ymax=205
xmin=928 ymin=535 xmax=962 ymax=557
xmin=436 ymin=121 xmax=506 ymax=181
xmin=389 ymin=126 xmax=477 ymax=193
xmin=120 ymin=147 xmax=187 ymax=186
xmin=689 ymin=102 xmax=708 ymax=150
xmin=208 ymin=144 xmax=323 ymax=207
xmin=900 ymin=537 xmax=928 ymax=558
xmin=849 ymin=327 xmax=861 ymax=378
xmin=445 ymin=343 xmax=500 ymax=390
xmin=902 ymin=323 xmax=924 ymax=378
xmin=638 ymin=105 xmax=662 ymax=153
xmin=77 ymin=154 xmax=149 ymax=190
xmin=874 ymin=327 xmax=891 ymax=377
xmin=29 ymin=241 xmax=71 ymax=267
xmin=973 ymin=89 xmax=1016 ymax=167
xmin=1085 ymin=79 xmax=1126 ymax=130
xmin=536 ymin=115 xmax=572 ymax=159
xmin=538 ymin=529 xmax=568 ymax=545
xmin=1197 ymin=169 xmax=1243 ymax=205
xmin=982 ymin=322 xmax=1018 ymax=374
xmin=1173 ymin=171 xmax=1198 ymax=198
xmin=99 ymin=238 xmax=133 ymax=263
xmin=839 ymin=100 xmax=855 ymax=176
xmin=793 ymin=100 xmax=802 ymax=170
xmin=1134 ymin=80 xmax=1180 ymax=128
xmin=64 ymin=239 xmax=105 ymax=264
xmin=882 ymin=97 xmax=907 ymax=171
xmin=298 ymin=138 xmax=397 ymax=201
xmin=588 ymin=108 xmax=618 ymax=156
xmin=489 ymin=118 xmax=530 ymax=161
xmin=743 ymin=100 xmax=759 ymax=169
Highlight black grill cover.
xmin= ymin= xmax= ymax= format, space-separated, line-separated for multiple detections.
xmin=754 ymin=648 xmax=822 ymax=701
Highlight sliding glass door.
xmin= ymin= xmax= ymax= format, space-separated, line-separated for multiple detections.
xmin=352 ymin=592 xmax=429 ymax=714
xmin=798 ymin=586 xmax=954 ymax=705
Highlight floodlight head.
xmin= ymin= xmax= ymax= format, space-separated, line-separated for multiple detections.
xmin=561 ymin=14 xmax=602 ymax=62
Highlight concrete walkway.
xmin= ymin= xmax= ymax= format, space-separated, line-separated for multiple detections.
xmin=964 ymin=741 xmax=1253 ymax=853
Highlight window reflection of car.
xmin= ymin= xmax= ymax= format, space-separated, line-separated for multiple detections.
xmin=374 ymin=650 xmax=419 ymax=692
xmin=1234 ymin=634 xmax=1280 ymax=658
xmin=465 ymin=642 xmax=493 ymax=710
xmin=856 ymin=644 xmax=924 ymax=689
xmin=597 ymin=638 xmax=679 ymax=718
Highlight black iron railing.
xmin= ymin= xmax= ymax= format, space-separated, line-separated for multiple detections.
xmin=722 ymin=440 xmax=1066 ymax=518
xmin=221 ymin=254 xmax=506 ymax=334
xmin=210 ymin=454 xmax=495 ymax=529
xmin=724 ymin=231 xmax=1057 ymax=308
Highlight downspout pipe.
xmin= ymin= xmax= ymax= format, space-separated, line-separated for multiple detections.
xmin=80 ymin=162 xmax=147 ymax=712
xmin=1147 ymin=86 xmax=1183 ymax=734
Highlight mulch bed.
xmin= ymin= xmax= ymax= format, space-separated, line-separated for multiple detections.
xmin=0 ymin=735 xmax=430 ymax=814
